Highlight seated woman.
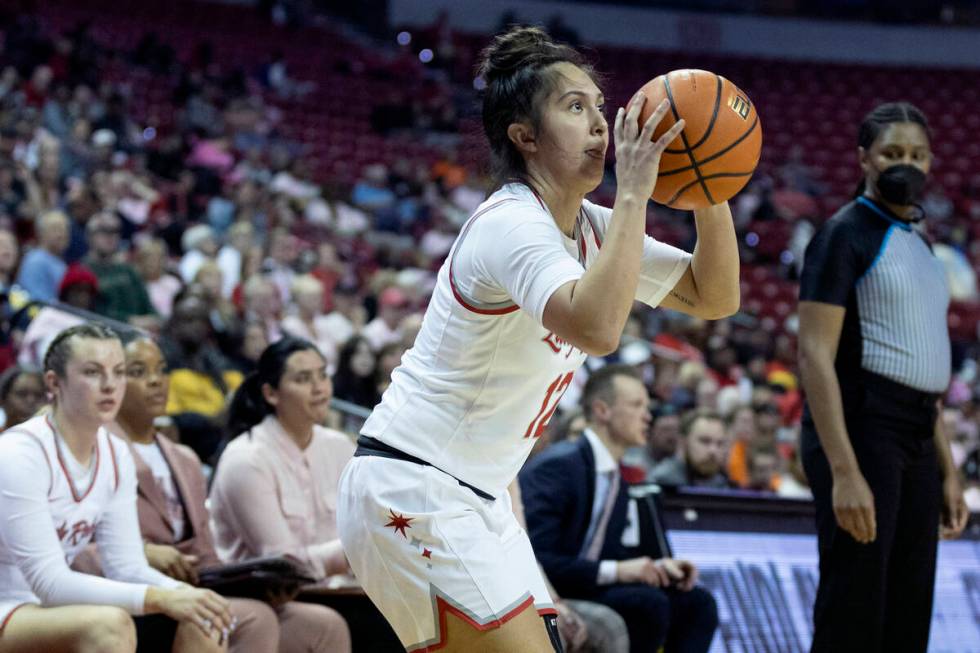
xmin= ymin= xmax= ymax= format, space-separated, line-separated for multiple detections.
xmin=0 ymin=324 xmax=233 ymax=653
xmin=108 ymin=331 xmax=345 ymax=652
xmin=0 ymin=366 xmax=45 ymax=430
xmin=209 ymin=337 xmax=352 ymax=651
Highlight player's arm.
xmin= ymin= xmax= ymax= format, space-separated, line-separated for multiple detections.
xmin=543 ymin=95 xmax=685 ymax=355
xmin=658 ymin=202 xmax=740 ymax=319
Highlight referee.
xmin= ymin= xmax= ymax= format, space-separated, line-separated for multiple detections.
xmin=798 ymin=102 xmax=969 ymax=653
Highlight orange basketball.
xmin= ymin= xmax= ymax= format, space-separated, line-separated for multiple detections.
xmin=637 ymin=69 xmax=762 ymax=211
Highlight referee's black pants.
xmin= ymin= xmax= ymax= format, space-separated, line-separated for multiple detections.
xmin=801 ymin=377 xmax=941 ymax=653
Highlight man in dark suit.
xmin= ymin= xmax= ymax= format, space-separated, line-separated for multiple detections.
xmin=520 ymin=365 xmax=718 ymax=653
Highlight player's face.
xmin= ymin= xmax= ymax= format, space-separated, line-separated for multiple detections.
xmin=684 ymin=417 xmax=729 ymax=479
xmin=265 ymin=349 xmax=332 ymax=426
xmin=607 ymin=376 xmax=651 ymax=448
xmin=536 ymin=62 xmax=608 ymax=191
xmin=48 ymin=337 xmax=127 ymax=426
xmin=121 ymin=339 xmax=170 ymax=422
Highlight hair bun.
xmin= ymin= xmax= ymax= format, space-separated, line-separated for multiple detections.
xmin=478 ymin=26 xmax=560 ymax=84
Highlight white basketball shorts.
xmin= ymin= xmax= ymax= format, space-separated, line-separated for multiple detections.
xmin=337 ymin=455 xmax=556 ymax=651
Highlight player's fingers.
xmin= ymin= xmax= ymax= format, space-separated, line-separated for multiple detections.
xmin=614 ymin=107 xmax=625 ymax=145
xmin=640 ymin=99 xmax=672 ymax=141
xmin=653 ymin=119 xmax=686 ymax=152
xmin=624 ymin=92 xmax=646 ymax=138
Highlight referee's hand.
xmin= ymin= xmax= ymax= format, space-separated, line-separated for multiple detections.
xmin=832 ymin=471 xmax=877 ymax=544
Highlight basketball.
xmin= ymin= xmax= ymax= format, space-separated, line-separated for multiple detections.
xmin=637 ymin=69 xmax=763 ymax=211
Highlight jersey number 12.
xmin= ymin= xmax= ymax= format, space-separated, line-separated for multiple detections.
xmin=524 ymin=372 xmax=574 ymax=439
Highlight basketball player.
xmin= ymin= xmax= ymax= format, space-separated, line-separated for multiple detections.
xmin=0 ymin=324 xmax=234 ymax=653
xmin=338 ymin=26 xmax=740 ymax=652
xmin=799 ymin=102 xmax=968 ymax=653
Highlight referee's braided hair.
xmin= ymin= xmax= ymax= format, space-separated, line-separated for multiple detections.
xmin=853 ymin=101 xmax=931 ymax=197
xmin=477 ymin=26 xmax=599 ymax=184
xmin=43 ymin=323 xmax=120 ymax=378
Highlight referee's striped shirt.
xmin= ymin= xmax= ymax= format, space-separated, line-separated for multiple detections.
xmin=799 ymin=196 xmax=950 ymax=394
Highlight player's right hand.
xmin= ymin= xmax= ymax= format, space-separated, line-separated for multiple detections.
xmin=150 ymin=586 xmax=234 ymax=638
xmin=832 ymin=470 xmax=877 ymax=544
xmin=615 ymin=556 xmax=672 ymax=587
xmin=613 ymin=93 xmax=685 ymax=202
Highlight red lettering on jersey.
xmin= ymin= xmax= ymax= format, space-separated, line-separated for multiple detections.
xmin=542 ymin=332 xmax=562 ymax=353
xmin=56 ymin=519 xmax=97 ymax=546
xmin=542 ymin=332 xmax=582 ymax=359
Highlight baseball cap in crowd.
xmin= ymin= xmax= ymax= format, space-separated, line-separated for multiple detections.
xmin=58 ymin=263 xmax=99 ymax=297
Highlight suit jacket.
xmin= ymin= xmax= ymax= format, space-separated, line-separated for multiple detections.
xmin=519 ymin=436 xmax=665 ymax=599
xmin=73 ymin=433 xmax=220 ymax=575
xmin=134 ymin=434 xmax=221 ymax=568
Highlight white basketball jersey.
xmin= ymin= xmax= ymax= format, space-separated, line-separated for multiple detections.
xmin=361 ymin=183 xmax=690 ymax=496
xmin=1 ymin=415 xmax=122 ymax=565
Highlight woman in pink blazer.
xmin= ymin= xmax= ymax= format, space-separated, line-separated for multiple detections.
xmin=98 ymin=333 xmax=350 ymax=653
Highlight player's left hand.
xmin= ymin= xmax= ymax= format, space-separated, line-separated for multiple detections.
xmin=940 ymin=475 xmax=969 ymax=540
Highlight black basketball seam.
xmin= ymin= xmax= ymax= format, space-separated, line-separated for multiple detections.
xmin=663 ymin=74 xmax=715 ymax=205
xmin=666 ymin=171 xmax=756 ymax=206
xmin=658 ymin=114 xmax=760 ymax=177
xmin=664 ymin=74 xmax=723 ymax=154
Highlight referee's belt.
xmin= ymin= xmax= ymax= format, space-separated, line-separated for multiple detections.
xmin=862 ymin=371 xmax=941 ymax=409
xmin=354 ymin=435 xmax=496 ymax=501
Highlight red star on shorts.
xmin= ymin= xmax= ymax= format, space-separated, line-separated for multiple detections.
xmin=384 ymin=509 xmax=414 ymax=538
xmin=422 ymin=548 xmax=432 ymax=559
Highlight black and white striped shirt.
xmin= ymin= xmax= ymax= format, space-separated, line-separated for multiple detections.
xmin=800 ymin=196 xmax=951 ymax=394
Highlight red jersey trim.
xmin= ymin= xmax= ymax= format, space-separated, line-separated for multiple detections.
xmin=410 ymin=595 xmax=536 ymax=651
xmin=581 ymin=206 xmax=603 ymax=249
xmin=448 ymin=198 xmax=521 ymax=316
xmin=0 ymin=603 xmax=30 ymax=634
xmin=47 ymin=415 xmax=101 ymax=503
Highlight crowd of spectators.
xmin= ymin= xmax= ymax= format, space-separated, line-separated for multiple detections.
xmin=0 ymin=2 xmax=976 ymax=509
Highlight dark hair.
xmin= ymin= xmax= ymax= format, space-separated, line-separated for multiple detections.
xmin=43 ymin=323 xmax=120 ymax=378
xmin=854 ymin=101 xmax=931 ymax=197
xmin=580 ymin=364 xmax=641 ymax=420
xmin=331 ymin=335 xmax=380 ymax=409
xmin=225 ymin=336 xmax=323 ymax=437
xmin=0 ymin=365 xmax=42 ymax=401
xmin=477 ymin=26 xmax=597 ymax=183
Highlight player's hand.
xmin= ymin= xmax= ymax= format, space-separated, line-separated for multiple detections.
xmin=146 ymin=586 xmax=234 ymax=639
xmin=832 ymin=469 xmax=876 ymax=544
xmin=615 ymin=556 xmax=671 ymax=587
xmin=614 ymin=93 xmax=685 ymax=202
xmin=940 ymin=474 xmax=969 ymax=540
xmin=145 ymin=543 xmax=199 ymax=585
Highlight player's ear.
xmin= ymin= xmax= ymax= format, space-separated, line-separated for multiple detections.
xmin=507 ymin=121 xmax=538 ymax=155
